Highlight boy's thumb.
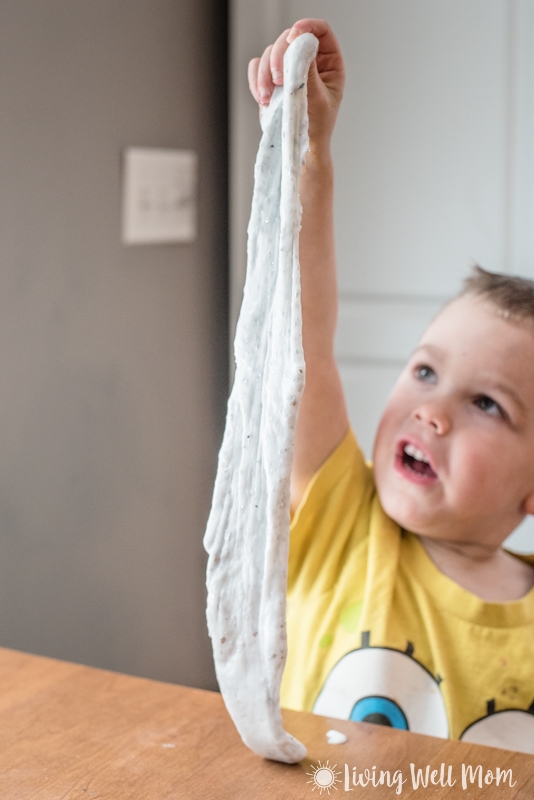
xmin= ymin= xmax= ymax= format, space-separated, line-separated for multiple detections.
xmin=306 ymin=57 xmax=320 ymax=93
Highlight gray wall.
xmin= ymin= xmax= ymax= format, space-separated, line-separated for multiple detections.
xmin=0 ymin=1 xmax=227 ymax=689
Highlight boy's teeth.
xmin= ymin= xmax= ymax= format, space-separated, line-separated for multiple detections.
xmin=404 ymin=443 xmax=429 ymax=463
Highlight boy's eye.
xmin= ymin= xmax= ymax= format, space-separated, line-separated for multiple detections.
xmin=413 ymin=364 xmax=436 ymax=382
xmin=473 ymin=395 xmax=504 ymax=418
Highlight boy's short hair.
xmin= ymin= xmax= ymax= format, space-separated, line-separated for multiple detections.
xmin=461 ymin=265 xmax=534 ymax=322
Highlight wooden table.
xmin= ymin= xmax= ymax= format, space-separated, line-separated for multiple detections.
xmin=0 ymin=647 xmax=532 ymax=798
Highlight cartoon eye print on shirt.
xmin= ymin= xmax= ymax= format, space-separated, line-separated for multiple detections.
xmin=312 ymin=631 xmax=449 ymax=739
xmin=460 ymin=699 xmax=534 ymax=755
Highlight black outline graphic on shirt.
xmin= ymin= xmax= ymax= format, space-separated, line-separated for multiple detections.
xmin=460 ymin=698 xmax=534 ymax=753
xmin=312 ymin=630 xmax=449 ymax=738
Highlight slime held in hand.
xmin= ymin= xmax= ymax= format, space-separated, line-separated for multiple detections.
xmin=203 ymin=33 xmax=319 ymax=763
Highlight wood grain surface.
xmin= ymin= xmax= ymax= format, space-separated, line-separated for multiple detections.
xmin=0 ymin=647 xmax=531 ymax=799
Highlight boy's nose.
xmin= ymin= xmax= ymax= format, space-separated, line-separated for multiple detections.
xmin=411 ymin=402 xmax=451 ymax=435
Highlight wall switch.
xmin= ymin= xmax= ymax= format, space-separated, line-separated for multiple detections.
xmin=122 ymin=148 xmax=198 ymax=245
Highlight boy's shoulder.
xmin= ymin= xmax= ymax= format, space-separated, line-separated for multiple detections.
xmin=293 ymin=426 xmax=378 ymax=519
xmin=288 ymin=426 xmax=410 ymax=597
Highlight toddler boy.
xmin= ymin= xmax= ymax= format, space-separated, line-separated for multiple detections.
xmin=248 ymin=19 xmax=534 ymax=750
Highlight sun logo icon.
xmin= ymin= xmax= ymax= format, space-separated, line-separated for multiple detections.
xmin=306 ymin=760 xmax=342 ymax=794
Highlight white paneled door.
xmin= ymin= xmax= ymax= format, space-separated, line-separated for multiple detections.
xmin=231 ymin=0 xmax=534 ymax=551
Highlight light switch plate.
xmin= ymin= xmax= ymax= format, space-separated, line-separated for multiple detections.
xmin=122 ymin=147 xmax=198 ymax=245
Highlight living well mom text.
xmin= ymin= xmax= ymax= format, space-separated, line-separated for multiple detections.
xmin=341 ymin=762 xmax=517 ymax=794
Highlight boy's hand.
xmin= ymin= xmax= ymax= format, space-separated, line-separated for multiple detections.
xmin=247 ymin=19 xmax=345 ymax=158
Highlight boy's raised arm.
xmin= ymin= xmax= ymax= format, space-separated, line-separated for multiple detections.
xmin=248 ymin=19 xmax=350 ymax=511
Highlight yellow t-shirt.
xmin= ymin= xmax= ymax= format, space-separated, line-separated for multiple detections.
xmin=281 ymin=427 xmax=534 ymax=751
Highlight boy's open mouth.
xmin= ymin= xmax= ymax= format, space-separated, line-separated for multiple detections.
xmin=398 ymin=442 xmax=438 ymax=480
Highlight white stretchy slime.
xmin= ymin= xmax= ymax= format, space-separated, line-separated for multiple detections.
xmin=204 ymin=33 xmax=319 ymax=763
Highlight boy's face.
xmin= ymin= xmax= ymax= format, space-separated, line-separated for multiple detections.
xmin=373 ymin=294 xmax=534 ymax=546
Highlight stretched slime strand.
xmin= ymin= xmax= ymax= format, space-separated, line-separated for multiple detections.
xmin=204 ymin=32 xmax=318 ymax=763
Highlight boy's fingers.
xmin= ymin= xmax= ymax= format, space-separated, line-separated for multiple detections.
xmin=270 ymin=28 xmax=292 ymax=85
xmin=287 ymin=18 xmax=343 ymax=72
xmin=287 ymin=17 xmax=336 ymax=48
xmin=257 ymin=44 xmax=274 ymax=104
xmin=247 ymin=57 xmax=261 ymax=104
xmin=249 ymin=19 xmax=343 ymax=107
